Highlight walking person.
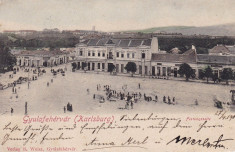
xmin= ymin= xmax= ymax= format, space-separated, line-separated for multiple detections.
xmin=11 ymin=108 xmax=13 ymax=116
xmin=138 ymin=83 xmax=141 ymax=89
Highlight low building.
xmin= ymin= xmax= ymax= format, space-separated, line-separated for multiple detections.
xmin=16 ymin=50 xmax=69 ymax=67
xmin=151 ymin=48 xmax=198 ymax=77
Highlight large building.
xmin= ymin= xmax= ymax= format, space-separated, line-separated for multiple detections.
xmin=75 ymin=37 xmax=235 ymax=79
xmin=75 ymin=37 xmax=159 ymax=75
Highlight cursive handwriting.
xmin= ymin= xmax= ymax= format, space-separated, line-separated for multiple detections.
xmin=167 ymin=134 xmax=233 ymax=149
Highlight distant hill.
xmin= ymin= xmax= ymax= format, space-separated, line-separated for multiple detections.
xmin=123 ymin=23 xmax=235 ymax=36
xmin=124 ymin=26 xmax=195 ymax=33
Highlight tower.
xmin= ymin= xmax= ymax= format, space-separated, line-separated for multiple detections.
xmin=150 ymin=36 xmax=159 ymax=53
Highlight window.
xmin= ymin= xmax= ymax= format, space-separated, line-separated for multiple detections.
xmin=121 ymin=53 xmax=124 ymax=58
xmin=102 ymin=52 xmax=105 ymax=57
xmin=142 ymin=53 xmax=145 ymax=59
xmin=88 ymin=51 xmax=91 ymax=56
xmin=92 ymin=51 xmax=95 ymax=56
xmin=98 ymin=63 xmax=100 ymax=69
xmin=79 ymin=51 xmax=83 ymax=56
xmin=116 ymin=52 xmax=119 ymax=58
xmin=98 ymin=52 xmax=100 ymax=57
xmin=132 ymin=53 xmax=135 ymax=58
xmin=127 ymin=53 xmax=130 ymax=58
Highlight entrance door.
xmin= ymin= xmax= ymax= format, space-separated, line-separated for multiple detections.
xmin=174 ymin=68 xmax=178 ymax=77
xmin=88 ymin=62 xmax=90 ymax=70
xmin=92 ymin=63 xmax=95 ymax=70
xmin=139 ymin=65 xmax=142 ymax=75
xmin=108 ymin=63 xmax=114 ymax=72
xmin=152 ymin=66 xmax=155 ymax=76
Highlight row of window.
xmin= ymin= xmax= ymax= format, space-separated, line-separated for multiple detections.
xmin=116 ymin=52 xmax=135 ymax=58
xmin=79 ymin=50 xmax=146 ymax=59
xmin=87 ymin=51 xmax=106 ymax=57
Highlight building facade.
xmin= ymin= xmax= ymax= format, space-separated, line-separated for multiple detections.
xmin=75 ymin=37 xmax=235 ymax=79
xmin=75 ymin=37 xmax=159 ymax=76
xmin=16 ymin=50 xmax=69 ymax=67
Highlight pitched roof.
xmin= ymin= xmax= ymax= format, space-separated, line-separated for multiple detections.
xmin=151 ymin=53 xmax=197 ymax=63
xmin=77 ymin=38 xmax=152 ymax=47
xmin=197 ymin=54 xmax=235 ymax=65
xmin=17 ymin=50 xmax=68 ymax=57
xmin=209 ymin=45 xmax=230 ymax=54
xmin=226 ymin=45 xmax=235 ymax=54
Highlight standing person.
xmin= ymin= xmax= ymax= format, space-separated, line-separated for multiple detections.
xmin=64 ymin=106 xmax=66 ymax=113
xmin=12 ymin=87 xmax=14 ymax=93
xmin=71 ymin=104 xmax=73 ymax=112
xmin=93 ymin=94 xmax=95 ymax=99
xmin=47 ymin=82 xmax=49 ymax=87
xmin=87 ymin=89 xmax=89 ymax=95
xmin=138 ymin=83 xmax=141 ymax=89
xmin=163 ymin=96 xmax=166 ymax=103
xmin=25 ymin=102 xmax=28 ymax=115
xmin=173 ymin=97 xmax=175 ymax=104
xmin=195 ymin=99 xmax=198 ymax=105
xmin=11 ymin=108 xmax=13 ymax=116
xmin=155 ymin=95 xmax=158 ymax=102
xmin=131 ymin=101 xmax=134 ymax=109
xmin=168 ymin=96 xmax=171 ymax=104
xmin=67 ymin=102 xmax=70 ymax=111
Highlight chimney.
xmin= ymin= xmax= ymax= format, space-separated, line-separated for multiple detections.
xmin=192 ymin=45 xmax=196 ymax=50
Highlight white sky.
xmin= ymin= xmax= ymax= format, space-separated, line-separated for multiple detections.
xmin=0 ymin=0 xmax=234 ymax=31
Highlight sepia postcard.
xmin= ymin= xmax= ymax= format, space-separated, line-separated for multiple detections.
xmin=0 ymin=0 xmax=235 ymax=151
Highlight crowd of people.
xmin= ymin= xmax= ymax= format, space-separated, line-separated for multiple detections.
xmin=92 ymin=83 xmax=177 ymax=110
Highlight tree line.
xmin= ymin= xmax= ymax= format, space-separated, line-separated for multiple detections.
xmin=0 ymin=45 xmax=16 ymax=73
xmin=71 ymin=61 xmax=235 ymax=85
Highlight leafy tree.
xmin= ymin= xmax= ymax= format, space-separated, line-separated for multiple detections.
xmin=125 ymin=62 xmax=137 ymax=77
xmin=204 ymin=66 xmax=213 ymax=83
xmin=71 ymin=62 xmax=77 ymax=71
xmin=198 ymin=69 xmax=205 ymax=80
xmin=221 ymin=68 xmax=233 ymax=85
xmin=212 ymin=73 xmax=218 ymax=83
xmin=178 ymin=63 xmax=195 ymax=81
xmin=0 ymin=46 xmax=16 ymax=73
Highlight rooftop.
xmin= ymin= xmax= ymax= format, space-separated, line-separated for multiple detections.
xmin=77 ymin=38 xmax=152 ymax=47
xmin=209 ymin=45 xmax=230 ymax=54
xmin=17 ymin=50 xmax=68 ymax=57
